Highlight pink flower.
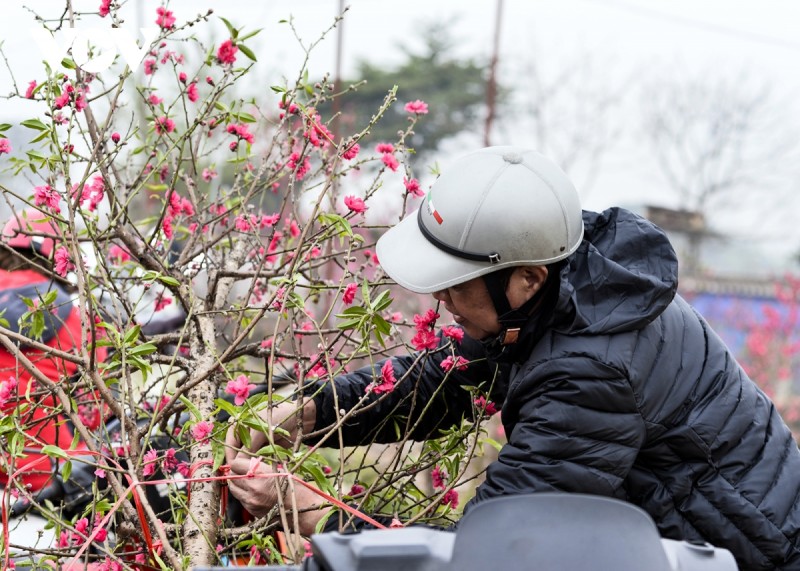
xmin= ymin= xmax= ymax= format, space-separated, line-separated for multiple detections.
xmin=33 ymin=184 xmax=61 ymax=214
xmin=99 ymin=0 xmax=112 ymax=17
xmin=54 ymin=247 xmax=75 ymax=276
xmin=440 ymin=355 xmax=469 ymax=372
xmin=178 ymin=72 xmax=187 ymax=84
xmin=0 ymin=377 xmax=18 ymax=407
xmin=95 ymin=468 xmax=106 ymax=479
xmin=413 ymin=309 xmax=440 ymax=331
xmin=287 ymin=152 xmax=311 ymax=180
xmin=226 ymin=123 xmax=255 ymax=144
xmin=344 ymin=195 xmax=366 ymax=214
xmin=202 ymin=167 xmax=217 ymax=181
xmin=411 ymin=329 xmax=438 ymax=351
xmin=288 ymin=219 xmax=301 ymax=238
xmin=186 ymin=82 xmax=199 ymax=102
xmin=111 ymin=132 xmax=121 ymax=144
xmin=348 ymin=483 xmax=365 ymax=496
xmin=94 ymin=527 xmax=108 ymax=542
xmin=431 ymin=466 xmax=447 ymax=489
xmin=54 ymin=90 xmax=70 ymax=109
xmin=389 ymin=312 xmax=403 ymax=323
xmin=376 ymin=143 xmax=394 ymax=154
xmin=441 ymin=489 xmax=459 ymax=509
xmin=154 ymin=292 xmax=172 ymax=312
xmin=155 ymin=6 xmax=176 ymax=29
xmin=143 ymin=58 xmax=157 ymax=75
xmin=217 ymin=39 xmax=238 ymax=65
xmin=225 ymin=374 xmax=256 ymax=406
xmin=148 ymin=93 xmax=163 ymax=105
xmin=162 ymin=214 xmax=174 ymax=239
xmin=142 ymin=449 xmax=159 ymax=477
xmin=342 ymin=283 xmax=357 ymax=305
xmin=403 ymin=177 xmax=423 ymax=197
xmin=342 ymin=143 xmax=360 ymax=160
xmin=474 ymin=395 xmax=499 ymax=416
xmin=441 ymin=325 xmax=464 ymax=343
xmin=366 ymin=360 xmax=397 ymax=395
xmin=0 ymin=139 xmax=11 ymax=155
xmin=382 ymin=153 xmax=400 ymax=171
xmin=154 ymin=115 xmax=175 ymax=135
xmin=404 ymin=99 xmax=429 ymax=115
xmin=191 ymin=420 xmax=214 ymax=443
xmin=25 ymin=80 xmax=37 ymax=99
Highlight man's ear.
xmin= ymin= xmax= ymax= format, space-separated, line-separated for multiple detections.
xmin=518 ymin=265 xmax=548 ymax=295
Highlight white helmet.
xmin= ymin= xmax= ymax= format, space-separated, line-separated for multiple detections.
xmin=377 ymin=146 xmax=584 ymax=293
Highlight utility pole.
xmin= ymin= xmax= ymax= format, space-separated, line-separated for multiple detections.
xmin=484 ymin=0 xmax=504 ymax=147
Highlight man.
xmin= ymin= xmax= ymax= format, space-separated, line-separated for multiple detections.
xmin=226 ymin=146 xmax=800 ymax=570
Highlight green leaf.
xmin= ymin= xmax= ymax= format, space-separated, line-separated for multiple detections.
xmin=214 ymin=398 xmax=238 ymax=417
xmin=235 ymin=111 xmax=257 ymax=123
xmin=41 ymin=289 xmax=58 ymax=306
xmin=179 ymin=395 xmax=202 ymax=421
xmin=219 ymin=17 xmax=237 ymax=39
xmin=212 ymin=443 xmax=226 ymax=472
xmin=238 ymin=43 xmax=257 ymax=62
xmin=123 ymin=325 xmax=141 ymax=345
xmin=237 ymin=28 xmax=262 ymax=42
xmin=270 ymin=85 xmax=286 ymax=94
xmin=128 ymin=343 xmax=157 ymax=356
xmin=157 ymin=275 xmax=180 ymax=286
xmin=0 ymin=123 xmax=12 ymax=132
xmin=61 ymin=459 xmax=72 ymax=482
xmin=41 ymin=445 xmax=69 ymax=460
xmin=61 ymin=58 xmax=77 ymax=70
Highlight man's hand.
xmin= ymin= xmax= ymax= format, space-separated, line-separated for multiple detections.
xmin=227 ymin=456 xmax=331 ymax=535
xmin=227 ymin=457 xmax=284 ymax=518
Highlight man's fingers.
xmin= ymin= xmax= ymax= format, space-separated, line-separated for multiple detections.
xmin=224 ymin=425 xmax=242 ymax=465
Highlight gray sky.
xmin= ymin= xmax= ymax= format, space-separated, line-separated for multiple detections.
xmin=4 ymin=0 xmax=800 ymax=265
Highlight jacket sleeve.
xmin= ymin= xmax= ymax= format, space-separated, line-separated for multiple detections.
xmin=466 ymin=356 xmax=645 ymax=512
xmin=306 ymin=333 xmax=508 ymax=447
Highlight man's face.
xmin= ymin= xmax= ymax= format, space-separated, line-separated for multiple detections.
xmin=431 ymin=267 xmax=547 ymax=340
xmin=432 ymin=277 xmax=501 ymax=340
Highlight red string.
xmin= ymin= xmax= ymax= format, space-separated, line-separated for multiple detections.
xmin=3 ymin=451 xmax=386 ymax=569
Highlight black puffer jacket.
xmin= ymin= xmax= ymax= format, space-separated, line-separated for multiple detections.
xmin=311 ymin=207 xmax=800 ymax=570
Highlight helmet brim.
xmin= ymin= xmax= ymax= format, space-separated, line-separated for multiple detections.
xmin=376 ymin=210 xmax=526 ymax=294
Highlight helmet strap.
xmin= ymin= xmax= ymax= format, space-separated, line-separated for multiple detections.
xmin=482 ymin=270 xmax=541 ymax=345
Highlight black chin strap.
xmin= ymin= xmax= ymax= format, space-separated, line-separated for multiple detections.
xmin=482 ymin=271 xmax=543 ymax=346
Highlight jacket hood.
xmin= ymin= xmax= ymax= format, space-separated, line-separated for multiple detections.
xmin=553 ymin=208 xmax=679 ymax=335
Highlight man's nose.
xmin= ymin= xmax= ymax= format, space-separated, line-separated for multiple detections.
xmin=432 ymin=289 xmax=448 ymax=302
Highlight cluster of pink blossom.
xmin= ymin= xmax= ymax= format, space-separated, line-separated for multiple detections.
xmin=217 ymin=39 xmax=238 ymax=65
xmin=473 ymin=395 xmax=499 ymax=416
xmin=342 ymin=282 xmax=358 ymax=305
xmin=302 ymin=353 xmax=339 ymax=381
xmin=375 ymin=142 xmax=400 ymax=171
xmin=344 ymin=195 xmax=367 ymax=214
xmin=278 ymin=99 xmax=300 ymax=119
xmin=403 ymin=176 xmax=424 ymax=198
xmin=161 ymin=190 xmax=194 ymax=239
xmin=287 ymin=151 xmax=311 ymax=180
xmin=25 ymin=80 xmax=37 ymax=99
xmin=33 ymin=185 xmax=60 ymax=213
xmin=440 ymin=355 xmax=469 ymax=372
xmin=226 ymin=374 xmax=256 ymax=406
xmin=404 ymin=100 xmax=429 ymax=115
xmin=155 ymin=6 xmax=176 ymax=29
xmin=431 ymin=465 xmax=459 ymax=508
xmin=227 ymin=123 xmax=255 ymax=151
xmin=143 ymin=447 xmax=187 ymax=478
xmin=191 ymin=420 xmax=214 ymax=443
xmin=341 ymin=142 xmax=360 ymax=161
xmin=367 ymin=360 xmax=397 ymax=395
xmin=54 ymin=247 xmax=75 ymax=277
xmin=98 ymin=0 xmax=111 ymax=17
xmin=0 ymin=376 xmax=17 ymax=407
xmin=411 ymin=308 xmax=440 ymax=351
xmin=54 ymin=83 xmax=87 ymax=113
xmin=107 ymin=244 xmax=131 ymax=265
xmin=57 ymin=514 xmax=108 ymax=547
xmin=154 ymin=115 xmax=176 ymax=135
xmin=0 ymin=139 xmax=11 ymax=155
xmin=303 ymin=111 xmax=334 ymax=148
xmin=75 ymin=175 xmax=105 ymax=212
xmin=202 ymin=167 xmax=218 ymax=182
xmin=154 ymin=291 xmax=172 ymax=312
